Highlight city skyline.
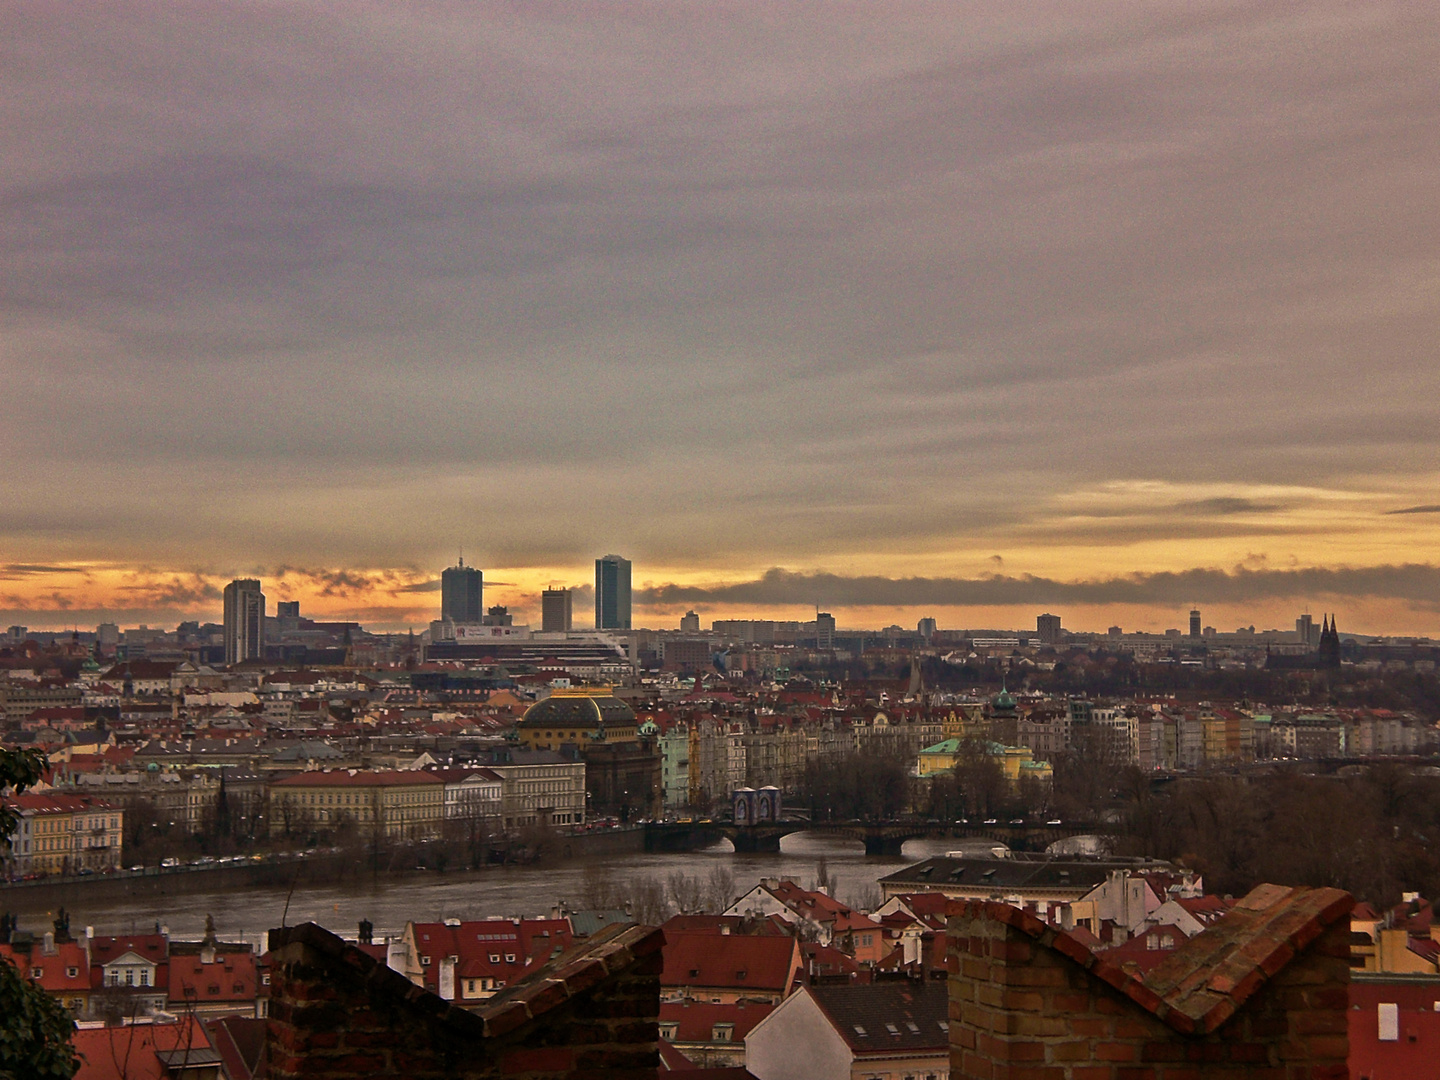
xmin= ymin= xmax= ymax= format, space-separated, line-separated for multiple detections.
xmin=4 ymin=5 xmax=1440 ymax=636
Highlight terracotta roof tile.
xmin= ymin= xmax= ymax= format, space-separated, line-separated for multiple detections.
xmin=949 ymin=882 xmax=1352 ymax=1035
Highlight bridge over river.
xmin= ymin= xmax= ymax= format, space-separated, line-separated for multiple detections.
xmin=643 ymin=818 xmax=1105 ymax=856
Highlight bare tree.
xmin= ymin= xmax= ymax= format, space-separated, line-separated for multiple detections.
xmin=703 ymin=864 xmax=735 ymax=913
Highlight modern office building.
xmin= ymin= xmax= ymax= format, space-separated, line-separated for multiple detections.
xmin=1190 ymin=608 xmax=1203 ymax=638
xmin=223 ymin=579 xmax=266 ymax=665
xmin=441 ymin=558 xmax=483 ymax=624
xmin=595 ymin=554 xmax=632 ymax=630
xmin=679 ymin=610 xmax=700 ymax=633
xmin=541 ymin=588 xmax=573 ymax=633
xmin=917 ymin=617 xmax=937 ymax=642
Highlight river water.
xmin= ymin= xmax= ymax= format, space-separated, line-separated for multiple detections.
xmin=6 ymin=835 xmax=1001 ymax=946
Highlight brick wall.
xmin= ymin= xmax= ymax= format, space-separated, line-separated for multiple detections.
xmin=947 ymin=883 xmax=1353 ymax=1079
xmin=265 ymin=921 xmax=661 ymax=1079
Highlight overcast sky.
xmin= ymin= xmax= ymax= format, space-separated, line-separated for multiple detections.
xmin=3 ymin=2 xmax=1438 ymax=634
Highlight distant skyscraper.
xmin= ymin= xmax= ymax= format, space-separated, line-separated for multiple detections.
xmin=816 ymin=612 xmax=836 ymax=650
xmin=541 ymin=588 xmax=573 ymax=633
xmin=1189 ymin=609 xmax=1202 ymax=638
xmin=595 ymin=555 xmax=632 ymax=630
xmin=441 ymin=558 xmax=483 ymax=624
xmin=680 ymin=610 xmax=700 ymax=633
xmin=917 ymin=617 xmax=937 ymax=642
xmin=1036 ymin=613 xmax=1062 ymax=645
xmin=223 ymin=579 xmax=265 ymax=665
xmin=1296 ymin=613 xmax=1317 ymax=647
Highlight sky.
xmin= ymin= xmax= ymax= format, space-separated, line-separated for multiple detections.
xmin=2 ymin=2 xmax=1439 ymax=636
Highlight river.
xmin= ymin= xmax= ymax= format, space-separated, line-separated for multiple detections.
xmin=4 ymin=834 xmax=1001 ymax=947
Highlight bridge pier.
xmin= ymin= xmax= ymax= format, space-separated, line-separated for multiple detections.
xmin=730 ymin=831 xmax=784 ymax=854
xmin=863 ymin=835 xmax=909 ymax=857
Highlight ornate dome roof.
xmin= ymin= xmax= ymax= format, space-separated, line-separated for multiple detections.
xmin=521 ymin=690 xmax=636 ymax=728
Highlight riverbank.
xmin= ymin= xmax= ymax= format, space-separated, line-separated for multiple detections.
xmin=1 ymin=834 xmax=980 ymax=941
xmin=0 ymin=823 xmax=647 ymax=911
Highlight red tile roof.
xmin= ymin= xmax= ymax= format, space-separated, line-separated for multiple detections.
xmin=72 ymin=1017 xmax=213 ymax=1080
xmin=167 ymin=951 xmax=258 ymax=1005
xmin=661 ymin=933 xmax=800 ymax=993
xmin=660 ymin=999 xmax=775 ymax=1043
xmin=411 ymin=919 xmax=572 ymax=993
xmin=0 ymin=941 xmax=91 ymax=994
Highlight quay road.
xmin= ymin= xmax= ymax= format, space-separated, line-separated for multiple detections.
xmin=645 ymin=817 xmax=1105 ymax=856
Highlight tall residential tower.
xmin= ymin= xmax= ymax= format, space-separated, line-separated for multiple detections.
xmin=542 ymin=588 xmax=574 ymax=632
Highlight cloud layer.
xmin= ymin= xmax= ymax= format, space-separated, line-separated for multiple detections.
xmin=2 ymin=3 xmax=1438 ymax=632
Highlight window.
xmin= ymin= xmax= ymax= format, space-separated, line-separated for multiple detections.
xmin=659 ymin=1023 xmax=678 ymax=1041
xmin=504 ymin=953 xmax=516 ymax=963
xmin=32 ymin=967 xmax=43 ymax=979
xmin=712 ymin=1024 xmax=734 ymax=1042
xmin=66 ymin=967 xmax=78 ymax=979
xmin=421 ymin=955 xmax=431 ymax=966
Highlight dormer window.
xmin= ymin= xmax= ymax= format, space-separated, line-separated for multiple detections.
xmin=712 ymin=1023 xmax=734 ymax=1042
xmin=421 ymin=955 xmax=431 ymax=966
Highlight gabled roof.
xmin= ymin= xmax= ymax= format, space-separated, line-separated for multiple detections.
xmin=807 ymin=981 xmax=949 ymax=1054
xmin=91 ymin=934 xmax=168 ymax=966
xmin=952 ymin=882 xmax=1353 ymax=1035
xmin=661 ymin=932 xmax=799 ymax=992
xmin=410 ymin=919 xmax=573 ymax=991
xmin=168 ymin=951 xmax=258 ymax=1004
xmin=0 ymin=941 xmax=91 ymax=993
xmin=659 ymin=999 xmax=775 ymax=1043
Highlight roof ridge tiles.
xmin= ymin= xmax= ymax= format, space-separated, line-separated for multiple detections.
xmin=949 ymin=881 xmax=1352 ymax=1036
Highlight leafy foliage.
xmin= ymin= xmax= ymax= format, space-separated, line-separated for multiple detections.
xmin=0 ymin=747 xmax=46 ymax=842
xmin=0 ymin=746 xmax=79 ymax=1080
xmin=0 ymin=960 xmax=78 ymax=1080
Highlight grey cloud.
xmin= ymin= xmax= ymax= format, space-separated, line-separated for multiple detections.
xmin=391 ymin=580 xmax=442 ymax=594
xmin=637 ymin=564 xmax=1440 ymax=610
xmin=1386 ymin=505 xmax=1440 ymax=515
xmin=1 ymin=4 xmax=1438 ymax=616
xmin=0 ymin=564 xmax=87 ymax=577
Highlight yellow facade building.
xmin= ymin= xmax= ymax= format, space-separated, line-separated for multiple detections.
xmin=516 ymin=687 xmax=639 ymax=751
xmin=916 ymin=739 xmax=1053 ymax=786
xmin=269 ymin=769 xmax=444 ymax=840
xmin=4 ymin=793 xmax=124 ymax=876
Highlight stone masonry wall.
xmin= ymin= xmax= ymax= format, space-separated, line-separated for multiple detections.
xmin=265 ymin=922 xmax=661 ymax=1080
xmin=947 ymin=902 xmax=1351 ymax=1080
